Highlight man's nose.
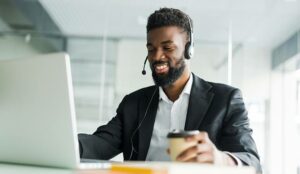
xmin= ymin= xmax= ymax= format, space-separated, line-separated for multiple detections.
xmin=151 ymin=49 xmax=165 ymax=61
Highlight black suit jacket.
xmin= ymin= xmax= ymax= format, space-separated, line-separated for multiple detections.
xmin=78 ymin=74 xmax=262 ymax=172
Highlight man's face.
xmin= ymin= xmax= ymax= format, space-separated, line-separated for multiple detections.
xmin=146 ymin=26 xmax=187 ymax=87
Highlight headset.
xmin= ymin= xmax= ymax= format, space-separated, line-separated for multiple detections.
xmin=131 ymin=14 xmax=193 ymax=160
xmin=142 ymin=16 xmax=194 ymax=75
xmin=184 ymin=16 xmax=194 ymax=60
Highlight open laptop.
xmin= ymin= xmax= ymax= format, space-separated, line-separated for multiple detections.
xmin=0 ymin=53 xmax=110 ymax=169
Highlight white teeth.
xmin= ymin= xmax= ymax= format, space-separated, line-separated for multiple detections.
xmin=155 ymin=63 xmax=168 ymax=70
xmin=156 ymin=65 xmax=167 ymax=70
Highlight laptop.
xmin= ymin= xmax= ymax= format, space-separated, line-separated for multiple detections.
xmin=0 ymin=53 xmax=110 ymax=169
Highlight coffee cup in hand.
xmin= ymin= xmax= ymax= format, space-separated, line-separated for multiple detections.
xmin=167 ymin=130 xmax=200 ymax=161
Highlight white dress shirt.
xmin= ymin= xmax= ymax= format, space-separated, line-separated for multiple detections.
xmin=146 ymin=75 xmax=193 ymax=161
xmin=145 ymin=74 xmax=242 ymax=166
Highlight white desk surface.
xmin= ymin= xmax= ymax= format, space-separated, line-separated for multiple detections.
xmin=0 ymin=163 xmax=76 ymax=174
xmin=0 ymin=162 xmax=256 ymax=174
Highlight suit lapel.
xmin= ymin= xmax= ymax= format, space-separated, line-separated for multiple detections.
xmin=185 ymin=74 xmax=214 ymax=130
xmin=137 ymin=86 xmax=159 ymax=160
xmin=136 ymin=75 xmax=214 ymax=159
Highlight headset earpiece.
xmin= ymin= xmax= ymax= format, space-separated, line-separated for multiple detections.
xmin=184 ymin=42 xmax=193 ymax=59
xmin=184 ymin=16 xmax=194 ymax=59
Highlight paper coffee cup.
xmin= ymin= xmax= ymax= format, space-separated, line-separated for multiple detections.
xmin=167 ymin=130 xmax=200 ymax=161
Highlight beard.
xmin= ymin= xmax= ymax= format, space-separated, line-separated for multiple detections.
xmin=151 ymin=58 xmax=185 ymax=87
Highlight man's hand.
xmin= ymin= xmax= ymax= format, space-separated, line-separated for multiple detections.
xmin=175 ymin=132 xmax=236 ymax=166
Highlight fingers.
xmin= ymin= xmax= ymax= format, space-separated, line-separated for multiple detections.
xmin=177 ymin=146 xmax=198 ymax=161
xmin=196 ymin=152 xmax=214 ymax=163
xmin=197 ymin=143 xmax=212 ymax=153
xmin=185 ymin=156 xmax=213 ymax=163
xmin=185 ymin=131 xmax=210 ymax=144
xmin=177 ymin=143 xmax=212 ymax=162
xmin=185 ymin=155 xmax=212 ymax=164
xmin=176 ymin=131 xmax=219 ymax=164
xmin=177 ymin=151 xmax=214 ymax=163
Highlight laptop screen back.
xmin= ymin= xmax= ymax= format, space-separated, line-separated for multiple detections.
xmin=0 ymin=53 xmax=80 ymax=169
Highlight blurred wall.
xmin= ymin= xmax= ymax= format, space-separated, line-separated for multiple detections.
xmin=0 ymin=35 xmax=41 ymax=60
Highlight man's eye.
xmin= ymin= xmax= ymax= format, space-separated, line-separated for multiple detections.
xmin=164 ymin=47 xmax=172 ymax=51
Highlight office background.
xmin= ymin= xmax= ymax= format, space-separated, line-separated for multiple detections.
xmin=0 ymin=0 xmax=300 ymax=174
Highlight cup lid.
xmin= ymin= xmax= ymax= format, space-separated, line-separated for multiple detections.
xmin=167 ymin=129 xmax=200 ymax=138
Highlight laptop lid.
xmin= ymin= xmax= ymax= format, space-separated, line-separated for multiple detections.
xmin=0 ymin=53 xmax=80 ymax=169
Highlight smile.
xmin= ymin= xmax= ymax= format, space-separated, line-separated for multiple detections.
xmin=154 ymin=63 xmax=169 ymax=74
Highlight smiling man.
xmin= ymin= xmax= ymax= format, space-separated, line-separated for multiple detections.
xmin=78 ymin=8 xmax=262 ymax=173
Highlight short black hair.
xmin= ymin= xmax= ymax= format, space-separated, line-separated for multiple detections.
xmin=146 ymin=8 xmax=192 ymax=39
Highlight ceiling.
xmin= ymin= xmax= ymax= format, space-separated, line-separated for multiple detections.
xmin=1 ymin=0 xmax=299 ymax=50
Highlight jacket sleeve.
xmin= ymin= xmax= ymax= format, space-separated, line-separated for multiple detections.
xmin=219 ymin=89 xmax=262 ymax=173
xmin=78 ymin=95 xmax=128 ymax=160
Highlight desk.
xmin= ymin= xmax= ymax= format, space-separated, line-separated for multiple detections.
xmin=0 ymin=162 xmax=256 ymax=174
xmin=0 ymin=163 xmax=75 ymax=174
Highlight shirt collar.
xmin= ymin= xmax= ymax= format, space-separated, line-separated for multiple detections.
xmin=182 ymin=73 xmax=193 ymax=95
xmin=159 ymin=73 xmax=193 ymax=102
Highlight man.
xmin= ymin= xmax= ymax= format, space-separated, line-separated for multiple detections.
xmin=78 ymin=8 xmax=262 ymax=173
